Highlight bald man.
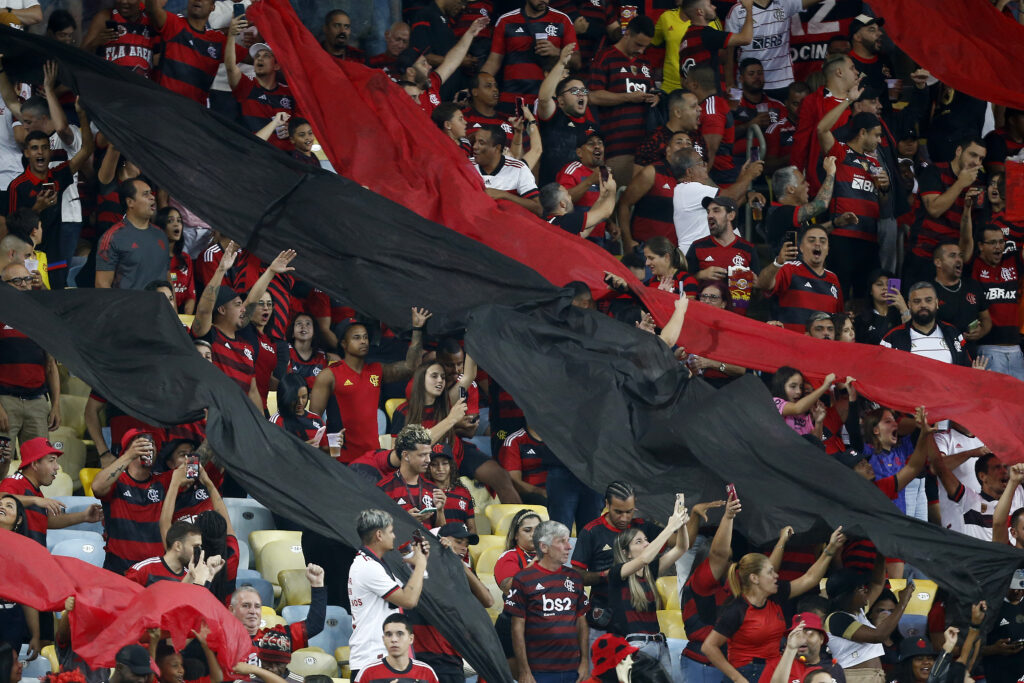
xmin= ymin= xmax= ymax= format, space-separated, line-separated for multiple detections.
xmin=0 ymin=234 xmax=32 ymax=273
xmin=368 ymin=22 xmax=410 ymax=69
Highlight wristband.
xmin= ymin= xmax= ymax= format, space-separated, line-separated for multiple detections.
xmin=773 ymin=259 xmax=784 ymax=268
xmin=412 ymin=326 xmax=424 ymax=331
xmin=99 ymin=450 xmax=110 ymax=457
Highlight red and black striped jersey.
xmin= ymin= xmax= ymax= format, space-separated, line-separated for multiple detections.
xmin=969 ymin=251 xmax=1022 ymax=345
xmin=504 ymin=563 xmax=589 ymax=672
xmin=631 ymin=162 xmax=677 ymax=244
xmin=170 ymin=252 xmax=196 ymax=310
xmin=572 ymin=515 xmax=661 ymax=608
xmin=270 ymin=410 xmax=328 ymax=447
xmin=98 ymin=469 xmax=175 ymax=568
xmin=102 ymin=5 xmax=157 ymax=77
xmin=198 ymin=244 xmax=293 ymax=340
xmin=684 ymin=234 xmax=761 ymax=313
xmin=575 ymin=0 xmax=617 ymax=65
xmin=0 ymin=322 xmax=47 ymax=396
xmin=125 ymin=556 xmax=186 ymax=586
xmin=414 ymin=71 xmax=443 ymax=116
xmin=453 ymin=0 xmax=493 ymax=40
xmin=911 ymin=161 xmax=978 ymax=260
xmin=439 ymin=483 xmax=474 ymax=526
xmin=983 ymin=126 xmax=1024 ymax=172
xmin=198 ymin=325 xmax=256 ymax=393
xmin=698 ymin=95 xmax=736 ymax=185
xmin=768 ymin=261 xmax=844 ymax=332
xmin=645 ymin=269 xmax=699 ymax=297
xmin=355 ymin=659 xmax=439 ymax=683
xmin=8 ymin=162 xmax=73 ymax=257
xmin=497 ymin=428 xmax=549 ymax=487
xmin=681 ymin=559 xmax=731 ymax=664
xmin=156 ymin=13 xmax=245 ymax=105
xmin=0 ymin=474 xmax=47 ymax=545
xmin=556 ymin=161 xmax=604 ymax=238
xmin=377 ymin=471 xmax=442 ymax=529
xmin=490 ymin=8 xmax=577 ymax=110
xmin=678 ymin=24 xmax=730 ymax=90
xmin=990 ymin=210 xmax=1024 ymax=257
xmin=280 ymin=343 xmax=330 ymax=390
xmin=731 ymin=95 xmax=786 ymax=161
xmin=828 ymin=139 xmax=883 ymax=242
xmin=463 ymin=106 xmax=516 ymax=145
xmin=606 ymin=561 xmax=659 ymax=636
xmin=94 ymin=179 xmax=124 ymax=237
xmin=232 ymin=75 xmax=297 ymax=152
xmin=587 ymin=45 xmax=654 ymax=158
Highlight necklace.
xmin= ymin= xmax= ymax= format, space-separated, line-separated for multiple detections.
xmin=935 ymin=279 xmax=962 ymax=293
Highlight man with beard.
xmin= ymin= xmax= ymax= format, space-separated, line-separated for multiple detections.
xmin=586 ymin=15 xmax=657 ymax=187
xmin=191 ymin=242 xmax=262 ymax=408
xmin=965 ymin=225 xmax=1024 ymax=380
xmin=124 ymin=520 xmax=210 ymax=585
xmin=847 ymin=15 xmax=892 ymax=112
xmin=761 ymin=613 xmax=845 ymax=683
xmin=731 ymin=59 xmax=788 ymax=169
xmin=95 ymin=179 xmax=168 ymax=290
xmin=764 ymin=159 xmax=849 ymax=253
xmin=82 ymin=0 xmax=158 ymax=77
xmin=394 ymin=19 xmax=487 ymax=115
xmin=685 ymin=196 xmax=760 ymax=314
xmin=764 ymin=82 xmax=810 ymax=174
xmin=757 ymin=225 xmax=843 ymax=333
xmin=879 ymin=282 xmax=971 ymax=366
xmin=619 ymin=133 xmax=694 ymax=250
xmin=634 ymin=90 xmax=701 ymax=170
xmin=481 ymin=0 xmax=579 ymax=114
xmin=145 ymin=0 xmax=245 ymax=104
xmin=556 ymin=130 xmax=612 ymax=246
xmin=322 ymin=10 xmax=363 ymax=63
xmin=226 ymin=24 xmax=296 ymax=152
xmin=931 ymin=241 xmax=991 ymax=347
xmin=672 ymin=147 xmax=763 ymax=253
xmin=816 ymin=102 xmax=890 ymax=299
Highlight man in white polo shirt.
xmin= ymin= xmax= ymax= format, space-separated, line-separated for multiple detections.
xmin=671 ymin=147 xmax=762 ymax=253
xmin=471 ymin=124 xmax=541 ymax=216
xmin=879 ymin=282 xmax=971 ymax=366
xmin=348 ymin=508 xmax=429 ymax=681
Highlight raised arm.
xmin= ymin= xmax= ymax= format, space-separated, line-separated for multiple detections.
xmin=0 ymin=55 xmax=21 ymax=119
xmin=387 ymin=542 xmax=429 ymax=608
xmin=798 ymin=156 xmax=838 ymax=223
xmin=381 ymin=307 xmax=430 ymax=382
xmin=436 ymin=18 xmax=487 ymax=85
xmin=658 ymin=296 xmax=688 ymax=346
xmin=780 ymin=373 xmax=836 ymax=417
xmin=960 ymin=189 xmax=978 ymax=258
xmin=725 ymin=0 xmax=754 ymax=47
xmin=767 ymin=526 xmax=793 ymax=571
xmin=92 ymin=436 xmax=149 ymax=498
xmin=192 ymin=242 xmax=239 ymax=338
xmin=755 ymin=240 xmax=799 ymax=291
xmin=816 ymin=85 xmax=858 ymax=154
xmin=537 ymin=43 xmax=575 ymax=121
xmin=993 ymin=463 xmax=1023 ymax=545
xmin=837 ymin=580 xmax=914 ymax=643
xmin=789 ymin=526 xmax=845 ymax=597
xmin=224 ymin=15 xmax=248 ymax=90
xmin=144 ymin=0 xmax=168 ymax=31
xmin=81 ymin=9 xmax=117 ymax=52
xmin=617 ymin=500 xmax=688 ymax=580
xmin=895 ymin=407 xmax=937 ymax=491
xmin=708 ymin=495 xmax=741 ymax=580
xmin=586 ymin=173 xmax=617 ymax=229
xmin=520 ymin=107 xmax=543 ymax=172
xmin=96 ymin=144 xmax=121 ymax=185
xmin=68 ymin=102 xmax=95 ymax=175
xmin=160 ymin=465 xmax=187 ymax=542
xmin=240 ymin=250 xmax=297 ymax=327
xmin=256 ymin=112 xmax=290 ymax=142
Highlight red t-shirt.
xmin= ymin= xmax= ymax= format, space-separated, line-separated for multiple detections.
xmin=327 ymin=360 xmax=383 ymax=463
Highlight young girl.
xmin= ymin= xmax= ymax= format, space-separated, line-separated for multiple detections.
xmin=770 ymin=367 xmax=835 ymax=437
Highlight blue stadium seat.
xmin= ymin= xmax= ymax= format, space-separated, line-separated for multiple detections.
xmin=52 ymin=496 xmax=104 ymax=535
xmin=18 ymin=646 xmax=52 ymax=678
xmin=46 ymin=529 xmax=103 ymax=552
xmin=237 ymin=537 xmax=252 ymax=570
xmin=237 ymin=575 xmax=275 ymax=608
xmin=51 ymin=538 xmax=104 ymax=567
xmin=282 ymin=605 xmax=352 ymax=652
xmin=225 ymin=499 xmax=275 ymax=552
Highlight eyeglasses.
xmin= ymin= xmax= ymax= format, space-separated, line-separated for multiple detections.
xmin=3 ymin=276 xmax=32 ymax=286
xmin=560 ymin=87 xmax=589 ymax=96
xmin=981 ymin=239 xmax=1007 ymax=246
xmin=256 ymin=301 xmax=275 ymax=308
xmin=699 ymin=294 xmax=722 ymax=302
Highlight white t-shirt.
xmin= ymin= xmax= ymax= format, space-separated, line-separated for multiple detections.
xmin=934 ymin=429 xmax=984 ymax=533
xmin=672 ymin=181 xmax=718 ymax=254
xmin=475 ymin=155 xmax=538 ymax=197
xmin=953 ymin=486 xmax=1024 ymax=542
xmin=906 ymin=325 xmax=954 ymax=364
xmin=725 ymin=0 xmax=803 ymax=90
xmin=348 ymin=548 xmax=403 ymax=671
xmin=0 ymin=105 xmax=21 ymax=190
xmin=825 ymin=609 xmax=886 ymax=668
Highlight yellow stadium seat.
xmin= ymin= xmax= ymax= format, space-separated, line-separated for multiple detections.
xmin=469 ymin=535 xmax=506 ymax=566
xmin=59 ymin=395 xmax=89 ymax=438
xmin=50 ymin=428 xmax=86 ymax=491
xmin=259 ymin=539 xmax=307 ymax=597
xmin=261 ymin=605 xmax=278 ymax=619
xmin=261 ymin=613 xmax=286 ymax=630
xmin=63 ymin=375 xmax=91 ymax=398
xmin=656 ymin=576 xmax=680 ymax=610
xmin=384 ymin=398 xmax=406 ymax=420
xmin=475 ymin=547 xmax=504 ymax=576
xmin=657 ymin=610 xmax=686 ymax=639
xmin=41 ymin=470 xmax=73 ymax=498
xmin=335 ymin=646 xmax=351 ymax=679
xmin=40 ymin=645 xmax=59 ymax=673
xmin=266 ymin=392 xmax=278 ymax=417
xmin=288 ymin=649 xmax=338 ymax=677
xmin=250 ymin=529 xmax=301 ymax=559
xmin=378 ymin=434 xmax=393 ymax=449
xmin=178 ymin=314 xmax=195 ymax=328
xmin=279 ymin=568 xmax=312 ymax=607
xmin=487 ymin=504 xmax=549 ymax=537
xmin=79 ymin=468 xmax=101 ymax=497
xmin=888 ymin=579 xmax=937 ymax=616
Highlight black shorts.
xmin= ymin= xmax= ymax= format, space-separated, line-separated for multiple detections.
xmin=457 ymin=439 xmax=491 ymax=478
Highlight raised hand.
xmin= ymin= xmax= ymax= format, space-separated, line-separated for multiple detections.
xmin=268 ymin=249 xmax=297 ymax=274
xmin=411 ymin=307 xmax=432 ymax=328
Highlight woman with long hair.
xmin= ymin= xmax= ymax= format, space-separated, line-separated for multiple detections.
xmin=702 ymin=527 xmax=846 ymax=682
xmin=493 ymin=510 xmax=543 ymax=679
xmin=605 ymin=498 xmax=690 ymax=673
xmin=155 ymin=207 xmax=195 ymax=314
xmin=0 ymin=642 xmax=22 ymax=683
xmin=854 ymin=269 xmax=908 ymax=344
xmin=271 ymin=373 xmax=329 ymax=453
xmin=770 ymin=366 xmax=835 ymax=437
xmin=686 ymin=281 xmax=746 ymax=387
xmin=0 ymin=497 xmax=39 ymax=658
xmin=392 ymin=363 xmax=454 ymax=442
xmin=278 ymin=312 xmax=338 ymax=390
xmin=425 ymin=447 xmax=476 ymax=533
xmin=644 ymin=236 xmax=698 ymax=297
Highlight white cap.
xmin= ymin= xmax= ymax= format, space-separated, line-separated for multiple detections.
xmin=249 ymin=42 xmax=272 ymax=59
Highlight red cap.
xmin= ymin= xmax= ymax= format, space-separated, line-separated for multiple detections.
xmin=590 ymin=634 xmax=638 ymax=676
xmin=790 ymin=612 xmax=828 ymax=642
xmin=120 ymin=428 xmax=154 ymax=452
xmin=18 ymin=437 xmax=62 ymax=469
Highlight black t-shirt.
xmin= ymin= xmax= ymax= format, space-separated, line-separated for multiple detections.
xmin=548 ymin=212 xmax=586 ymax=235
xmin=606 ymin=560 xmax=660 ymax=637
xmin=571 ymin=516 xmax=663 ymax=607
xmin=764 ymin=202 xmax=804 ymax=254
xmin=538 ymin=108 xmax=594 ymax=185
xmin=854 ymin=307 xmax=902 ymax=345
xmin=933 ymin=278 xmax=989 ymax=339
xmin=984 ymin=598 xmax=1024 ymax=683
xmin=410 ymin=2 xmax=456 ymax=56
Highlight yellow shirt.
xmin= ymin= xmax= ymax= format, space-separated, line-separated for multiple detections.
xmin=653 ymin=11 xmax=724 ymax=93
xmin=29 ymin=249 xmax=49 ymax=290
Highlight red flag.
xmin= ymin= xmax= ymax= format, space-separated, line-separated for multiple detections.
xmin=1005 ymin=161 xmax=1024 ymax=223
xmin=0 ymin=531 xmax=76 ymax=610
xmin=869 ymin=0 xmax=1024 ymax=111
xmin=248 ymin=0 xmax=1024 ymax=460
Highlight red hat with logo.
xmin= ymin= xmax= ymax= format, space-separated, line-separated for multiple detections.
xmin=790 ymin=612 xmax=828 ymax=643
xmin=18 ymin=438 xmax=62 ymax=469
xmin=591 ymin=634 xmax=638 ymax=676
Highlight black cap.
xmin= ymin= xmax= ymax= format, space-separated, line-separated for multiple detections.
xmin=701 ymin=195 xmax=738 ymax=213
xmin=825 ymin=567 xmax=870 ymax=600
xmin=116 ymin=645 xmax=156 ymax=676
xmin=438 ymin=522 xmax=479 ymax=545
xmin=429 ymin=442 xmax=455 ymax=461
xmin=214 ymin=286 xmax=242 ymax=309
xmin=333 ymin=317 xmax=366 ymax=344
xmin=899 ymin=636 xmax=938 ymax=662
xmin=833 ymin=448 xmax=869 ymax=470
xmin=897 ymin=127 xmax=918 ymax=142
xmin=849 ymin=13 xmax=885 ymax=38
xmin=576 ymin=126 xmax=603 ymax=147
xmin=856 ymin=86 xmax=881 ymax=102
xmin=394 ymin=46 xmax=430 ymax=75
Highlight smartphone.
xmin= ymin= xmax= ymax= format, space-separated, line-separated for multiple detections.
xmin=514 ymin=96 xmax=524 ymax=119
xmin=312 ymin=424 xmax=327 ymax=444
xmin=784 ymin=230 xmax=797 ymax=247
xmin=185 ymin=454 xmax=200 ymax=480
xmin=418 ymin=506 xmax=437 ymax=515
xmin=232 ymin=2 xmax=245 ymax=17
xmin=725 ymin=483 xmax=738 ymax=500
xmin=887 ymin=278 xmax=901 ymax=294
xmin=459 ymin=386 xmax=468 ymax=401
xmin=105 ymin=19 xmax=118 ymax=30
xmin=192 ymin=545 xmax=202 ymax=566
xmin=675 ymin=493 xmax=685 ymax=511
xmin=750 ymin=146 xmax=760 ymax=162
xmin=968 ymin=319 xmax=981 ymax=333
xmin=41 ymin=182 xmax=55 ymax=193
xmin=600 ymin=166 xmax=610 ymax=182
xmin=412 ymin=528 xmax=425 ymax=547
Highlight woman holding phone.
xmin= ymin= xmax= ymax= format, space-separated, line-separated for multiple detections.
xmin=270 ymin=373 xmax=330 ymax=453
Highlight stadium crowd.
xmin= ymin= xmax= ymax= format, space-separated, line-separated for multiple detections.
xmin=1 ymin=0 xmax=1024 ymax=682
